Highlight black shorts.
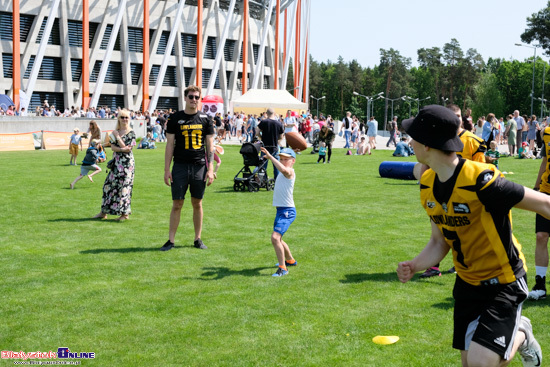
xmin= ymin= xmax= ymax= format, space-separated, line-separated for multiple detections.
xmin=536 ymin=191 xmax=550 ymax=233
xmin=171 ymin=162 xmax=206 ymax=200
xmin=452 ymin=275 xmax=528 ymax=360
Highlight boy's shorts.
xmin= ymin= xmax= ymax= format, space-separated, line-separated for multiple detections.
xmin=171 ymin=162 xmax=207 ymax=200
xmin=70 ymin=143 xmax=79 ymax=155
xmin=273 ymin=207 xmax=296 ymax=236
xmin=81 ymin=164 xmax=100 ymax=175
xmin=536 ymin=191 xmax=550 ymax=233
xmin=452 ymin=275 xmax=528 ymax=360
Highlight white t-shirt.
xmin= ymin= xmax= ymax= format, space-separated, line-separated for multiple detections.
xmin=284 ymin=116 xmax=297 ymax=133
xmin=273 ymin=169 xmax=295 ymax=207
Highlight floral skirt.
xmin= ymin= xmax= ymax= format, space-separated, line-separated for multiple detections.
xmin=101 ymin=154 xmax=135 ymax=215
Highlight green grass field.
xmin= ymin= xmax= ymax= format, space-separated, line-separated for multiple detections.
xmin=0 ymin=145 xmax=548 ymax=366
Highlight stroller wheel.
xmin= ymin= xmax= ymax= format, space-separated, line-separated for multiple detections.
xmin=248 ymin=181 xmax=259 ymax=192
xmin=233 ymin=182 xmax=240 ymax=191
xmin=266 ymin=178 xmax=275 ymax=191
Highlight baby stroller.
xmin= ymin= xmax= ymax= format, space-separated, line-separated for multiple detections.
xmin=310 ymin=130 xmax=320 ymax=154
xmin=233 ymin=141 xmax=275 ymax=192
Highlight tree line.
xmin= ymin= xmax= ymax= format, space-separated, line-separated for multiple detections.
xmin=298 ymin=38 xmax=550 ymax=130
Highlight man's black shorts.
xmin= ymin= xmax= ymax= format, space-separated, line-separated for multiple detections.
xmin=171 ymin=162 xmax=206 ymax=200
xmin=452 ymin=275 xmax=528 ymax=360
xmin=536 ymin=191 xmax=550 ymax=233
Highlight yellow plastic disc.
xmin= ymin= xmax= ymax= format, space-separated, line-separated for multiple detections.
xmin=372 ymin=335 xmax=400 ymax=345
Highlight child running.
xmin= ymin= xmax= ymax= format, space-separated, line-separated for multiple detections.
xmin=260 ymin=147 xmax=298 ymax=277
xmin=70 ymin=139 xmax=102 ymax=189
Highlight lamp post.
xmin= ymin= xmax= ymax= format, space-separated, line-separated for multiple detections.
xmin=441 ymin=96 xmax=449 ymax=106
xmin=515 ymin=42 xmax=540 ymax=116
xmin=536 ymin=97 xmax=547 ymax=119
xmin=353 ymin=91 xmax=383 ymax=121
xmin=310 ymin=95 xmax=325 ymax=118
xmin=402 ymin=96 xmax=412 ymax=117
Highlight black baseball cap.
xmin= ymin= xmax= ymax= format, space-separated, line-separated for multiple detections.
xmin=402 ymin=105 xmax=464 ymax=152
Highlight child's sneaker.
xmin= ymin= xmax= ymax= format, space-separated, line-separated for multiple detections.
xmin=518 ymin=316 xmax=542 ymax=367
xmin=194 ymin=238 xmax=207 ymax=249
xmin=528 ymin=275 xmax=546 ymax=300
xmin=275 ymin=260 xmax=298 ymax=267
xmin=160 ymin=240 xmax=174 ymax=251
xmin=272 ymin=267 xmax=288 ymax=277
xmin=419 ymin=267 xmax=441 ymax=278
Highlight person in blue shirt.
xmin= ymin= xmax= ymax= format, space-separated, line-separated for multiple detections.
xmin=392 ymin=137 xmax=414 ymax=157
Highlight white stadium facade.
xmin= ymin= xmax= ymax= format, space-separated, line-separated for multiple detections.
xmin=0 ymin=0 xmax=311 ymax=113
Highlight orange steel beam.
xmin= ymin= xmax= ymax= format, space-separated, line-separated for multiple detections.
xmin=302 ymin=29 xmax=308 ymax=103
xmin=143 ymin=0 xmax=149 ymax=112
xmin=241 ymin=0 xmax=248 ymax=94
xmin=13 ymin=0 xmax=20 ymax=110
xmin=283 ymin=9 xmax=287 ymax=72
xmin=274 ymin=0 xmax=280 ymax=89
xmin=196 ymin=0 xmax=203 ymax=88
xmin=82 ymin=0 xmax=89 ymax=109
xmin=294 ymin=0 xmax=300 ymax=98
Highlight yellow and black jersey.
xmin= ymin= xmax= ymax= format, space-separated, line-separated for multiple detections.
xmin=420 ymin=159 xmax=526 ymax=286
xmin=457 ymin=130 xmax=487 ymax=162
xmin=541 ymin=126 xmax=550 ymax=194
xmin=167 ymin=110 xmax=215 ymax=164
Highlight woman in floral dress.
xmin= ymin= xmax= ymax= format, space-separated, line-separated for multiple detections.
xmin=93 ymin=110 xmax=135 ymax=221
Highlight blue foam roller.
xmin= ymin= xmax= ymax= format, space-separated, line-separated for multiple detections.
xmin=379 ymin=161 xmax=417 ymax=180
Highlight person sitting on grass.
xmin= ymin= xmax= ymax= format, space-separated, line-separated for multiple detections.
xmin=260 ymin=147 xmax=298 ymax=277
xmin=518 ymin=142 xmax=529 ymax=159
xmin=485 ymin=141 xmax=500 ymax=169
xmin=137 ymin=132 xmax=156 ymax=149
xmin=70 ymin=139 xmax=102 ymax=189
xmin=97 ymin=143 xmax=106 ymax=163
xmin=356 ymin=136 xmax=371 ymax=155
xmin=392 ymin=136 xmax=414 ymax=157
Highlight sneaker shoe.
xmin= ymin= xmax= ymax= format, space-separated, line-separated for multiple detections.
xmin=528 ymin=275 xmax=547 ymax=300
xmin=160 ymin=240 xmax=174 ymax=251
xmin=272 ymin=267 xmax=288 ymax=277
xmin=447 ymin=266 xmax=456 ymax=274
xmin=419 ymin=267 xmax=441 ymax=278
xmin=518 ymin=316 xmax=542 ymax=367
xmin=194 ymin=238 xmax=207 ymax=249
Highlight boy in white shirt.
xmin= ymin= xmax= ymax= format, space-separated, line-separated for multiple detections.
xmin=260 ymin=147 xmax=298 ymax=277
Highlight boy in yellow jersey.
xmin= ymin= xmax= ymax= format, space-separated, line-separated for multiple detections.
xmin=529 ymin=125 xmax=550 ymax=300
xmin=397 ymin=105 xmax=549 ymax=367
xmin=419 ymin=104 xmax=488 ymax=278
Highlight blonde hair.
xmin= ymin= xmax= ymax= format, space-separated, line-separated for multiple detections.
xmin=91 ymin=139 xmax=101 ymax=147
xmin=116 ymin=109 xmax=131 ymax=130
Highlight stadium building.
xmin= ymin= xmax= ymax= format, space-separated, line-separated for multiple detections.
xmin=0 ymin=0 xmax=310 ymax=113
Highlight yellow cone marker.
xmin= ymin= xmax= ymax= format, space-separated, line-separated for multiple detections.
xmin=372 ymin=336 xmax=399 ymax=345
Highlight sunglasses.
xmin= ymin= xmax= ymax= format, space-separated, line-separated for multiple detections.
xmin=120 ymin=116 xmax=129 ymax=119
xmin=187 ymin=95 xmax=201 ymax=100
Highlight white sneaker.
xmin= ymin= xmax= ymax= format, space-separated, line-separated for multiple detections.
xmin=518 ymin=316 xmax=542 ymax=367
xmin=528 ymin=289 xmax=546 ymax=300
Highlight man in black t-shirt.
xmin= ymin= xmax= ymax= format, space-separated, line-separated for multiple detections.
xmin=161 ymin=85 xmax=215 ymax=251
xmin=256 ymin=108 xmax=284 ymax=178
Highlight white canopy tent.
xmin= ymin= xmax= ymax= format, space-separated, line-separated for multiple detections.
xmin=231 ymin=89 xmax=308 ymax=116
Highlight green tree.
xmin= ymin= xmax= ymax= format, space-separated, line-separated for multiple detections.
xmin=443 ymin=38 xmax=464 ymax=103
xmin=379 ymin=48 xmax=411 ymax=124
xmin=521 ymin=1 xmax=550 ymax=56
xmin=468 ymin=72 xmax=505 ymax=119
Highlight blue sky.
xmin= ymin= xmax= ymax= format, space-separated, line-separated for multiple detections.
xmin=309 ymin=0 xmax=549 ymax=68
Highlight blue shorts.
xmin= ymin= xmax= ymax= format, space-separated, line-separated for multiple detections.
xmin=273 ymin=207 xmax=296 ymax=236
